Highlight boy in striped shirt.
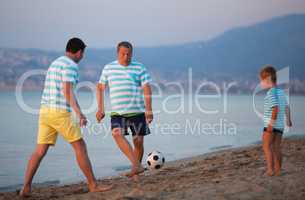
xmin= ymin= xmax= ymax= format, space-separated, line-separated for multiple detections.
xmin=96 ymin=41 xmax=153 ymax=178
xmin=259 ymin=65 xmax=292 ymax=176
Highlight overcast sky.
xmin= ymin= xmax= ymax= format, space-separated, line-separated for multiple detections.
xmin=1 ymin=0 xmax=305 ymax=50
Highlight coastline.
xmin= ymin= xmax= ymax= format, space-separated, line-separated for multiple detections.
xmin=1 ymin=136 xmax=305 ymax=200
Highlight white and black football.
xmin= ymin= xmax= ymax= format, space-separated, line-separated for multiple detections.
xmin=146 ymin=151 xmax=165 ymax=170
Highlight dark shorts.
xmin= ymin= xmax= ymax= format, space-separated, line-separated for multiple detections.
xmin=263 ymin=127 xmax=284 ymax=135
xmin=111 ymin=113 xmax=151 ymax=136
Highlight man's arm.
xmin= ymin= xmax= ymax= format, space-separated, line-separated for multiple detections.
xmin=143 ymin=83 xmax=153 ymax=123
xmin=267 ymin=106 xmax=278 ymax=132
xmin=63 ymin=82 xmax=87 ymax=127
xmin=96 ymin=83 xmax=106 ymax=123
xmin=285 ymin=105 xmax=292 ymax=127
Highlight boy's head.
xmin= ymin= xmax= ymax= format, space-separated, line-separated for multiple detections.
xmin=260 ymin=65 xmax=277 ymax=89
xmin=65 ymin=38 xmax=87 ymax=63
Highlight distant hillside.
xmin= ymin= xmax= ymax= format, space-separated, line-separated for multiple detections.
xmin=131 ymin=14 xmax=305 ymax=80
xmin=0 ymin=14 xmax=304 ymax=93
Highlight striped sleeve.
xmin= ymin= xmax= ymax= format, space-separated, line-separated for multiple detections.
xmin=99 ymin=66 xmax=108 ymax=84
xmin=269 ymin=88 xmax=279 ymax=108
xmin=62 ymin=65 xmax=78 ymax=84
xmin=140 ymin=66 xmax=152 ymax=85
xmin=285 ymin=94 xmax=289 ymax=106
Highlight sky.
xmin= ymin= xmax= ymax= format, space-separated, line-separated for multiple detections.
xmin=0 ymin=0 xmax=305 ymax=50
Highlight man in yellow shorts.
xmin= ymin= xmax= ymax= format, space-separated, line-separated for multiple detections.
xmin=20 ymin=38 xmax=112 ymax=197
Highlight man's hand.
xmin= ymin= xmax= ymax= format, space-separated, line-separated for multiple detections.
xmin=143 ymin=84 xmax=153 ymax=124
xmin=96 ymin=110 xmax=105 ymax=123
xmin=145 ymin=111 xmax=153 ymax=124
xmin=79 ymin=113 xmax=87 ymax=127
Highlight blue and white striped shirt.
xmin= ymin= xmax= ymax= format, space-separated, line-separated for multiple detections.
xmin=99 ymin=60 xmax=152 ymax=115
xmin=263 ymin=87 xmax=288 ymax=129
xmin=41 ymin=56 xmax=79 ymax=112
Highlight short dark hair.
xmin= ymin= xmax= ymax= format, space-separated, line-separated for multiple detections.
xmin=66 ymin=38 xmax=86 ymax=53
xmin=117 ymin=41 xmax=133 ymax=52
xmin=260 ymin=65 xmax=277 ymax=83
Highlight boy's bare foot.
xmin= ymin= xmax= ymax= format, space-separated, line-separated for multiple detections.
xmin=125 ymin=165 xmax=145 ymax=178
xmin=19 ymin=186 xmax=31 ymax=198
xmin=266 ymin=170 xmax=274 ymax=176
xmin=274 ymin=170 xmax=281 ymax=176
xmin=89 ymin=184 xmax=113 ymax=193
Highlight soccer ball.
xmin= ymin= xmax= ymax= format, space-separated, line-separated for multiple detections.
xmin=146 ymin=151 xmax=165 ymax=170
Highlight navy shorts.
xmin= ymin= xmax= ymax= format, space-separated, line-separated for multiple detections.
xmin=263 ymin=127 xmax=284 ymax=135
xmin=111 ymin=113 xmax=151 ymax=136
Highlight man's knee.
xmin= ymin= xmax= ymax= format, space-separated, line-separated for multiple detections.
xmin=34 ymin=146 xmax=48 ymax=158
xmin=71 ymin=139 xmax=87 ymax=154
xmin=133 ymin=137 xmax=144 ymax=149
xmin=112 ymin=128 xmax=123 ymax=138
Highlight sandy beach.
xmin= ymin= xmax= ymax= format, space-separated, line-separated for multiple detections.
xmin=1 ymin=137 xmax=305 ymax=200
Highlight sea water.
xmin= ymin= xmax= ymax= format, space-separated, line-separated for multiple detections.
xmin=0 ymin=91 xmax=304 ymax=191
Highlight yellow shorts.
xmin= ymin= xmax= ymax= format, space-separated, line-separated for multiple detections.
xmin=37 ymin=107 xmax=82 ymax=145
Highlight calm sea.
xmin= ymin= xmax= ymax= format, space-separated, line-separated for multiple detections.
xmin=0 ymin=91 xmax=304 ymax=191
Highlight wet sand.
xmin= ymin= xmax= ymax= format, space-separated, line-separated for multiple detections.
xmin=1 ymin=138 xmax=305 ymax=200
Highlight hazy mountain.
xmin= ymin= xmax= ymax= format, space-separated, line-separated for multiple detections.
xmin=0 ymin=14 xmax=304 ymax=93
xmin=131 ymin=14 xmax=305 ymax=80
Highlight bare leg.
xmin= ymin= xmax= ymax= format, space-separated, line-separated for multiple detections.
xmin=70 ymin=139 xmax=112 ymax=192
xmin=133 ymin=136 xmax=144 ymax=164
xmin=20 ymin=144 xmax=50 ymax=197
xmin=262 ymin=131 xmax=275 ymax=176
xmin=112 ymin=128 xmax=143 ymax=177
xmin=273 ymin=134 xmax=283 ymax=175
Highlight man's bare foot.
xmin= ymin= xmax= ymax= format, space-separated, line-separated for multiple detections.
xmin=19 ymin=186 xmax=31 ymax=198
xmin=89 ymin=184 xmax=113 ymax=193
xmin=131 ymin=174 xmax=140 ymax=182
xmin=125 ymin=165 xmax=145 ymax=178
